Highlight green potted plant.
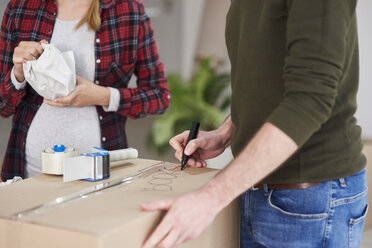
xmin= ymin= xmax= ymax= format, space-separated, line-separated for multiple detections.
xmin=148 ymin=58 xmax=231 ymax=154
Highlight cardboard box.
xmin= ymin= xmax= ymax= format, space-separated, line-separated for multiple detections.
xmin=0 ymin=159 xmax=239 ymax=248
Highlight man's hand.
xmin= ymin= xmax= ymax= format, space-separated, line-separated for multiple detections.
xmin=143 ymin=122 xmax=298 ymax=248
xmin=141 ymin=188 xmax=223 ymax=248
xmin=13 ymin=40 xmax=48 ymax=82
xmin=169 ymin=117 xmax=234 ymax=168
xmin=44 ymin=75 xmax=110 ymax=107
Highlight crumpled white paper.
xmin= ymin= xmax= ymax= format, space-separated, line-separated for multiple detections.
xmin=23 ymin=44 xmax=76 ymax=100
xmin=0 ymin=176 xmax=23 ymax=187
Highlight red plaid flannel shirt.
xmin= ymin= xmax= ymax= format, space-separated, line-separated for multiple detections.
xmin=0 ymin=0 xmax=170 ymax=180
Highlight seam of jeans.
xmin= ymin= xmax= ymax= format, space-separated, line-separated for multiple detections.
xmin=322 ymin=181 xmax=334 ymax=248
xmin=349 ymin=220 xmax=353 ymax=248
xmin=251 ymin=191 xmax=269 ymax=247
xmin=241 ymin=193 xmax=250 ymax=238
xmin=249 ymin=191 xmax=255 ymax=237
xmin=243 ymin=192 xmax=248 ymax=221
xmin=267 ymin=190 xmax=329 ymax=220
xmin=331 ymin=189 xmax=368 ymax=208
xmin=240 ymin=193 xmax=250 ymax=248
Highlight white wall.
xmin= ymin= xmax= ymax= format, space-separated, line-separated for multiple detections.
xmin=142 ymin=0 xmax=182 ymax=73
xmin=179 ymin=0 xmax=206 ymax=79
xmin=356 ymin=0 xmax=372 ymax=139
xmin=142 ymin=0 xmax=206 ymax=79
xmin=197 ymin=0 xmax=230 ymax=64
xmin=0 ymin=1 xmax=6 ymax=13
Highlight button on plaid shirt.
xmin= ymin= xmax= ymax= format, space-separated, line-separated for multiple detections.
xmin=0 ymin=0 xmax=170 ymax=180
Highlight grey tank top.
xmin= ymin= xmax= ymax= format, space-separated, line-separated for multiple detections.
xmin=26 ymin=19 xmax=101 ymax=177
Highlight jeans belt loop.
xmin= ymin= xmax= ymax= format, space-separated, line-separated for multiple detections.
xmin=263 ymin=184 xmax=269 ymax=196
xmin=339 ymin=177 xmax=347 ymax=188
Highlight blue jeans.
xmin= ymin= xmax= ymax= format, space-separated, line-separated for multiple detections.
xmin=240 ymin=170 xmax=368 ymax=248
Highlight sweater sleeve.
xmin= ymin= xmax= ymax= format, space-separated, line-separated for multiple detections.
xmin=266 ymin=0 xmax=357 ymax=147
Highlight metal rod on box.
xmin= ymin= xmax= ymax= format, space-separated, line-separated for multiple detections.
xmin=11 ymin=162 xmax=166 ymax=220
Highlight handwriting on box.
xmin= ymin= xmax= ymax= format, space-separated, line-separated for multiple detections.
xmin=143 ymin=164 xmax=179 ymax=191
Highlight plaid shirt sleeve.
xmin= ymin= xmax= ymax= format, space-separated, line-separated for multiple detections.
xmin=116 ymin=2 xmax=170 ymax=119
xmin=0 ymin=2 xmax=26 ymax=118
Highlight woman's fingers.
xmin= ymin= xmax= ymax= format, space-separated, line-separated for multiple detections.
xmin=28 ymin=45 xmax=43 ymax=57
xmin=14 ymin=41 xmax=44 ymax=62
xmin=12 ymin=56 xmax=25 ymax=64
xmin=44 ymin=98 xmax=71 ymax=108
xmin=39 ymin=39 xmax=48 ymax=45
xmin=19 ymin=50 xmax=34 ymax=60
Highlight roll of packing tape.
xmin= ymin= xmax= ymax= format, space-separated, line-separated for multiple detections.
xmin=41 ymin=145 xmax=79 ymax=175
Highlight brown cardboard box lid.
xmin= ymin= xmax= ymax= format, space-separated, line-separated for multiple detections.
xmin=0 ymin=159 xmax=239 ymax=248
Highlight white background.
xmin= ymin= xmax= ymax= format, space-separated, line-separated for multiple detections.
xmin=356 ymin=0 xmax=372 ymax=138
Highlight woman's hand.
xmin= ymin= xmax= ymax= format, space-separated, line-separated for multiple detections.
xmin=44 ymin=75 xmax=110 ymax=107
xmin=12 ymin=40 xmax=48 ymax=82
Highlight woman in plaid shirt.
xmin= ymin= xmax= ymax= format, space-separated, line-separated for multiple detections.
xmin=0 ymin=0 xmax=170 ymax=180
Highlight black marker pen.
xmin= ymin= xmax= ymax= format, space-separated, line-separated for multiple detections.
xmin=181 ymin=121 xmax=200 ymax=170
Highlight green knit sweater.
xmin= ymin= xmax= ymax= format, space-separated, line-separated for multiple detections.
xmin=226 ymin=0 xmax=366 ymax=183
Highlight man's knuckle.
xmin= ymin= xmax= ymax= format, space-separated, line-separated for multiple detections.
xmin=189 ymin=142 xmax=197 ymax=150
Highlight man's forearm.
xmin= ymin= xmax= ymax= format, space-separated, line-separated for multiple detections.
xmin=203 ymin=122 xmax=298 ymax=209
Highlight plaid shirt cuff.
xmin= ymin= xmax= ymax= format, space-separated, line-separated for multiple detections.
xmin=2 ymin=69 xmax=26 ymax=97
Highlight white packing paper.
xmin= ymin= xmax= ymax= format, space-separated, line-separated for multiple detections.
xmin=23 ymin=44 xmax=76 ymax=100
xmin=0 ymin=176 xmax=23 ymax=187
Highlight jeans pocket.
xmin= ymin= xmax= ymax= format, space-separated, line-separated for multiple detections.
xmin=267 ymin=189 xmax=329 ymax=220
xmin=349 ymin=204 xmax=368 ymax=248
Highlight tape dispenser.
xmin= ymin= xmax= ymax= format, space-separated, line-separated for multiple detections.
xmin=41 ymin=145 xmax=138 ymax=182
